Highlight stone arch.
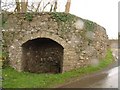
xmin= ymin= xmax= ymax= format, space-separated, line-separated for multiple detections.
xmin=8 ymin=31 xmax=79 ymax=72
xmin=22 ymin=38 xmax=64 ymax=73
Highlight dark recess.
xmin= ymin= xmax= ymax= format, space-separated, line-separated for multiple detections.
xmin=22 ymin=38 xmax=64 ymax=74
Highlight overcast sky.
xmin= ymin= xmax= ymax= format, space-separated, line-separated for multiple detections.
xmin=2 ymin=0 xmax=119 ymax=39
xmin=59 ymin=0 xmax=119 ymax=39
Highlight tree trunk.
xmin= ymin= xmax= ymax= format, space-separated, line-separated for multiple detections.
xmin=15 ymin=0 xmax=28 ymax=13
xmin=65 ymin=0 xmax=71 ymax=13
xmin=54 ymin=1 xmax=57 ymax=12
xmin=21 ymin=0 xmax=28 ymax=13
xmin=15 ymin=0 xmax=20 ymax=12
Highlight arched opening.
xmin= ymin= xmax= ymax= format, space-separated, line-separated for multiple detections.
xmin=21 ymin=38 xmax=64 ymax=74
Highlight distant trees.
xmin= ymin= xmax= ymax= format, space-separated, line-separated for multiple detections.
xmin=14 ymin=0 xmax=58 ymax=12
xmin=2 ymin=0 xmax=71 ymax=13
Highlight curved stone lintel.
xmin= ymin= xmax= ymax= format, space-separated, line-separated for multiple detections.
xmin=9 ymin=30 xmax=78 ymax=72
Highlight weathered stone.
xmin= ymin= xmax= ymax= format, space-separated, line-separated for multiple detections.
xmin=86 ymin=31 xmax=95 ymax=40
xmin=90 ymin=58 xmax=99 ymax=67
xmin=2 ymin=12 xmax=109 ymax=73
xmin=74 ymin=19 xmax=84 ymax=30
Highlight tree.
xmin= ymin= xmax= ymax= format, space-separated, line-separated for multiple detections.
xmin=15 ymin=0 xmax=28 ymax=13
xmin=21 ymin=0 xmax=28 ymax=12
xmin=15 ymin=0 xmax=20 ymax=12
xmin=53 ymin=0 xmax=57 ymax=12
xmin=65 ymin=0 xmax=71 ymax=13
xmin=2 ymin=0 xmax=60 ymax=13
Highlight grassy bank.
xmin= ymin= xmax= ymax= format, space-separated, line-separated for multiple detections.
xmin=2 ymin=49 xmax=114 ymax=88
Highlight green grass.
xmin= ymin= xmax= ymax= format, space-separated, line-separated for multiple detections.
xmin=2 ymin=49 xmax=114 ymax=88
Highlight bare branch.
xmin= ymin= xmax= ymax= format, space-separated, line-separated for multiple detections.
xmin=53 ymin=1 xmax=57 ymax=12
xmin=35 ymin=0 xmax=42 ymax=12
xmin=42 ymin=2 xmax=50 ymax=12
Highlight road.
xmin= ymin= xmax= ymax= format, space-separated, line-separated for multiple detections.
xmin=59 ymin=40 xmax=118 ymax=88
xmin=59 ymin=63 xmax=118 ymax=88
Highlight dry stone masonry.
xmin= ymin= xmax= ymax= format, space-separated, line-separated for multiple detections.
xmin=2 ymin=12 xmax=109 ymax=73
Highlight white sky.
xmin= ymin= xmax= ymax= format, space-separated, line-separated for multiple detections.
xmin=2 ymin=0 xmax=119 ymax=39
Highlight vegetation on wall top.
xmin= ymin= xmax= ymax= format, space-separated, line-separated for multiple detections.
xmin=24 ymin=13 xmax=33 ymax=21
xmin=51 ymin=12 xmax=75 ymax=23
xmin=84 ymin=20 xmax=95 ymax=31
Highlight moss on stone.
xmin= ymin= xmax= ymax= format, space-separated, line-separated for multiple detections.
xmin=84 ymin=20 xmax=95 ymax=31
xmin=51 ymin=12 xmax=75 ymax=23
xmin=1 ymin=13 xmax=9 ymax=27
xmin=24 ymin=13 xmax=34 ymax=21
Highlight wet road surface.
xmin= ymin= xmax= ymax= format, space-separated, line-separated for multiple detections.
xmin=89 ymin=67 xmax=118 ymax=88
xmin=59 ymin=40 xmax=118 ymax=88
xmin=60 ymin=64 xmax=118 ymax=88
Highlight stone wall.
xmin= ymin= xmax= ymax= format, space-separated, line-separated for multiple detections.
xmin=2 ymin=12 xmax=109 ymax=73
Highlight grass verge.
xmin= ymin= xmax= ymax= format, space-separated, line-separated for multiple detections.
xmin=2 ymin=49 xmax=114 ymax=88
